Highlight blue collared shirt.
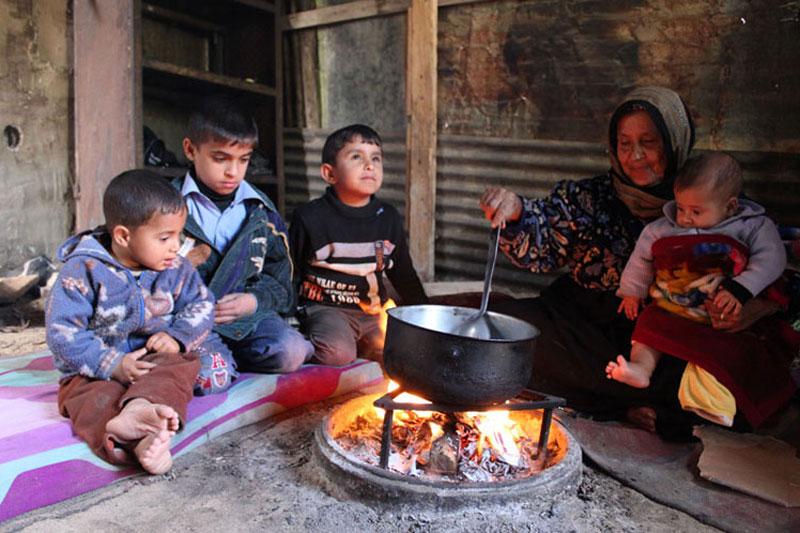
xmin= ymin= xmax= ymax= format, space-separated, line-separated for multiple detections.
xmin=180 ymin=173 xmax=266 ymax=253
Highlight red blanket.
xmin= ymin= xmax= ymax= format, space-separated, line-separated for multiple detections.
xmin=632 ymin=235 xmax=798 ymax=428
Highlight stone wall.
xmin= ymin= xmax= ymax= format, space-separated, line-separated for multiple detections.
xmin=0 ymin=0 xmax=71 ymax=272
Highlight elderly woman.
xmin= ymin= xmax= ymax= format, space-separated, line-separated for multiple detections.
xmin=480 ymin=87 xmax=796 ymax=438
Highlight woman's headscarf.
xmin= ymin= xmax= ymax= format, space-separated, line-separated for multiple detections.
xmin=608 ymin=86 xmax=695 ymax=219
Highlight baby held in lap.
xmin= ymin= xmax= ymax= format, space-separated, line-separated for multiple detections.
xmin=607 ymin=152 xmax=786 ymax=388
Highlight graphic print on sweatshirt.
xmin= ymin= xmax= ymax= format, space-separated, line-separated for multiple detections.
xmin=300 ymin=239 xmax=395 ymax=310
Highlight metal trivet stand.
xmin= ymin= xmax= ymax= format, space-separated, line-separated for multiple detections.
xmin=373 ymin=389 xmax=566 ymax=469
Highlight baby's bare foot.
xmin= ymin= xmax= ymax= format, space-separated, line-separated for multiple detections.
xmin=134 ymin=429 xmax=173 ymax=474
xmin=106 ymin=398 xmax=179 ymax=442
xmin=606 ymin=355 xmax=651 ymax=388
xmin=626 ymin=406 xmax=657 ymax=433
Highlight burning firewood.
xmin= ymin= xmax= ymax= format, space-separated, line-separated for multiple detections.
xmin=428 ymin=429 xmax=459 ymax=475
xmin=333 ymin=396 xmax=563 ymax=482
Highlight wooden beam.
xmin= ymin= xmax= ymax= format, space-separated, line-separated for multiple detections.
xmin=141 ymin=3 xmax=226 ymax=33
xmin=300 ymin=32 xmax=321 ymax=127
xmin=405 ymin=0 xmax=437 ymax=281
xmin=285 ymin=0 xmax=408 ymax=30
xmin=73 ymin=0 xmax=139 ymax=232
xmin=283 ymin=0 xmax=491 ymax=31
xmin=232 ymin=0 xmax=276 ymax=13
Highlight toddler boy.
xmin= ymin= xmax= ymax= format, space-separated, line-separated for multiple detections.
xmin=607 ymin=152 xmax=786 ymax=389
xmin=47 ymin=170 xmax=234 ymax=474
xmin=289 ymin=124 xmax=427 ymax=366
xmin=176 ymin=94 xmax=313 ymax=374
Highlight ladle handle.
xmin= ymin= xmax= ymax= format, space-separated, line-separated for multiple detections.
xmin=478 ymin=225 xmax=502 ymax=315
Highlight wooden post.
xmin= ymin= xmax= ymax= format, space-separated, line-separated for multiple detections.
xmin=405 ymin=0 xmax=437 ymax=281
xmin=73 ymin=0 xmax=140 ymax=232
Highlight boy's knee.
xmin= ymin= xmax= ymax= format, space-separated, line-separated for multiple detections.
xmin=235 ymin=330 xmax=313 ymax=374
xmin=275 ymin=331 xmax=314 ymax=372
xmin=268 ymin=350 xmax=306 ymax=373
xmin=310 ymin=337 xmax=357 ymax=367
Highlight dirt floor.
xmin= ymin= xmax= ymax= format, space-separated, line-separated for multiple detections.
xmin=0 ymin=297 xmax=723 ymax=533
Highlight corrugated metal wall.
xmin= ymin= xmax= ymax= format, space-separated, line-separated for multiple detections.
xmin=284 ymin=128 xmax=800 ymax=292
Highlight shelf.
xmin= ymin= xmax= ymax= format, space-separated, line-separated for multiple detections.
xmin=143 ymin=58 xmax=276 ymax=97
xmin=142 ymin=3 xmax=226 ymax=33
xmin=233 ymin=0 xmax=275 ymax=13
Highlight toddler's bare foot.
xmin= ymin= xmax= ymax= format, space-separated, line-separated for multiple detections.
xmin=134 ymin=429 xmax=173 ymax=474
xmin=106 ymin=398 xmax=179 ymax=442
xmin=626 ymin=406 xmax=657 ymax=433
xmin=605 ymin=355 xmax=651 ymax=388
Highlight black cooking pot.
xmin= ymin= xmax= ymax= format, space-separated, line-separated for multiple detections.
xmin=383 ymin=305 xmax=539 ymax=406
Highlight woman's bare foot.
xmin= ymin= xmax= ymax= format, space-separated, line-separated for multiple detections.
xmin=626 ymin=406 xmax=657 ymax=433
xmin=134 ymin=429 xmax=173 ymax=474
xmin=605 ymin=355 xmax=651 ymax=388
xmin=106 ymin=398 xmax=179 ymax=442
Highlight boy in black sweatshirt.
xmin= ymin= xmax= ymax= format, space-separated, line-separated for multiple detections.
xmin=289 ymin=124 xmax=427 ymax=366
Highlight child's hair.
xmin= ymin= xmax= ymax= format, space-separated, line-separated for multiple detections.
xmin=321 ymin=124 xmax=382 ymax=166
xmin=675 ymin=151 xmax=743 ymax=199
xmin=187 ymin=94 xmax=258 ymax=147
xmin=103 ymin=169 xmax=185 ymax=230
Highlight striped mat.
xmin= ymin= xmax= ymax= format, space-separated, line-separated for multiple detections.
xmin=0 ymin=352 xmax=384 ymax=522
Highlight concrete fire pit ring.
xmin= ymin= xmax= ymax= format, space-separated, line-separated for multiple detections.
xmin=312 ymin=394 xmax=582 ymax=511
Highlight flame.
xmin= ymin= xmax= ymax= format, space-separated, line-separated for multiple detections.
xmin=359 ymin=298 xmax=396 ymax=336
xmin=468 ymin=409 xmax=522 ymax=467
xmin=372 ymin=380 xmax=525 ymax=470
xmin=374 ymin=380 xmax=434 ymax=421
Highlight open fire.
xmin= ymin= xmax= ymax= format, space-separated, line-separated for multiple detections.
xmin=330 ymin=383 xmax=567 ymax=483
xmin=314 ymin=301 xmax=580 ymax=508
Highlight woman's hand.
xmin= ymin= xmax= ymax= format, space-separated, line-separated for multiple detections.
xmin=480 ymin=187 xmax=523 ymax=228
xmin=705 ymin=296 xmax=779 ymax=332
xmin=214 ymin=293 xmax=258 ymax=324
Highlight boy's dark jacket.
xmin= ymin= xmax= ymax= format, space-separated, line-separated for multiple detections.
xmin=172 ymin=176 xmax=295 ymax=342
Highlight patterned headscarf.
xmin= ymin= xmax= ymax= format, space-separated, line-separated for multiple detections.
xmin=608 ymin=86 xmax=695 ymax=220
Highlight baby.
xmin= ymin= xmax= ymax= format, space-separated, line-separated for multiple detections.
xmin=607 ymin=151 xmax=786 ymax=388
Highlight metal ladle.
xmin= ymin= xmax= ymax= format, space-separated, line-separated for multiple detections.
xmin=454 ymin=225 xmax=503 ymax=339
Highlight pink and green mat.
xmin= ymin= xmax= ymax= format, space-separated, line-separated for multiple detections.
xmin=0 ymin=351 xmax=383 ymax=522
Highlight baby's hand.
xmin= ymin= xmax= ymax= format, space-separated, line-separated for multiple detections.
xmin=617 ymin=296 xmax=641 ymax=320
xmin=146 ymin=331 xmax=181 ymax=354
xmin=214 ymin=293 xmax=258 ymax=324
xmin=111 ymin=347 xmax=154 ymax=384
xmin=713 ymin=289 xmax=742 ymax=319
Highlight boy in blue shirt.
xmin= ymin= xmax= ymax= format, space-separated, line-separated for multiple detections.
xmin=47 ymin=170 xmax=233 ymax=474
xmin=175 ymin=95 xmax=313 ymax=375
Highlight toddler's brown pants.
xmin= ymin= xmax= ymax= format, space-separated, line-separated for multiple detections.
xmin=57 ymin=352 xmax=200 ymax=466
